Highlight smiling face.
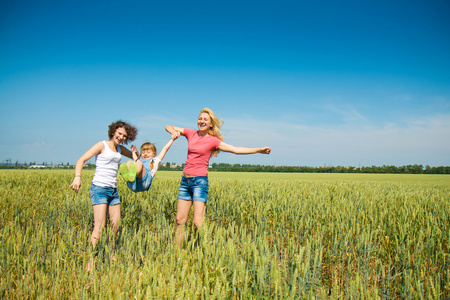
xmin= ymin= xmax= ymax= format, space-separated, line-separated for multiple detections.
xmin=140 ymin=142 xmax=157 ymax=159
xmin=197 ymin=112 xmax=212 ymax=135
xmin=108 ymin=121 xmax=137 ymax=144
xmin=141 ymin=149 xmax=155 ymax=159
xmin=111 ymin=127 xmax=128 ymax=145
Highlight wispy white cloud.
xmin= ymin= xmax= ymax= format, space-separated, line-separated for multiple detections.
xmin=17 ymin=112 xmax=445 ymax=167
xmin=220 ymin=113 xmax=450 ymax=167
xmin=321 ymin=103 xmax=369 ymax=124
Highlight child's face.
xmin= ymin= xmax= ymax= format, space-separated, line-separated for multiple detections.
xmin=141 ymin=149 xmax=155 ymax=159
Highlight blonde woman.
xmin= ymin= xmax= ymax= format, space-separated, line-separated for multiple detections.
xmin=165 ymin=108 xmax=271 ymax=247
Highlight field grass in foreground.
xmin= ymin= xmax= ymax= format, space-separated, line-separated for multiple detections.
xmin=1 ymin=170 xmax=449 ymax=299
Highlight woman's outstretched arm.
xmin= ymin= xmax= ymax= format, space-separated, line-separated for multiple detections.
xmin=165 ymin=125 xmax=184 ymax=137
xmin=218 ymin=142 xmax=271 ymax=155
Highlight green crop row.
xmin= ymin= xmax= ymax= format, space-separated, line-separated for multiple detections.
xmin=1 ymin=170 xmax=449 ymax=299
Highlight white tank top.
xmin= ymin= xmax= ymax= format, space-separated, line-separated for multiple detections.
xmin=92 ymin=141 xmax=122 ymax=188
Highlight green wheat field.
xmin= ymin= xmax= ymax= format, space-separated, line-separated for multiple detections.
xmin=1 ymin=170 xmax=449 ymax=299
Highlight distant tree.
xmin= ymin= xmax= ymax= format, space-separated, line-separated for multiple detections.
xmin=434 ymin=166 xmax=444 ymax=174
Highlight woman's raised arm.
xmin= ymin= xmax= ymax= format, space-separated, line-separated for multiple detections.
xmin=218 ymin=142 xmax=271 ymax=155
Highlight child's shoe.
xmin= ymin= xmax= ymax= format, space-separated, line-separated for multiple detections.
xmin=119 ymin=163 xmax=131 ymax=181
xmin=128 ymin=161 xmax=138 ymax=182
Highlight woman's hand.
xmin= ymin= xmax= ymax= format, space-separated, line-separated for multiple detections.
xmin=171 ymin=131 xmax=180 ymax=140
xmin=165 ymin=125 xmax=184 ymax=137
xmin=70 ymin=176 xmax=82 ymax=193
xmin=258 ymin=147 xmax=271 ymax=154
xmin=218 ymin=142 xmax=272 ymax=155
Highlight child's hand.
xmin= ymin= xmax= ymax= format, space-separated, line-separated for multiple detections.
xmin=171 ymin=132 xmax=180 ymax=140
xmin=131 ymin=145 xmax=140 ymax=161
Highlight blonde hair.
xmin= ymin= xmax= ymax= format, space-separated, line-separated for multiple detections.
xmin=140 ymin=142 xmax=157 ymax=169
xmin=200 ymin=108 xmax=224 ymax=157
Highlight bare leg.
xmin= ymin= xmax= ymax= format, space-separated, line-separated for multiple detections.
xmin=108 ymin=204 xmax=121 ymax=236
xmin=108 ymin=204 xmax=121 ymax=260
xmin=91 ymin=204 xmax=108 ymax=250
xmin=175 ymin=199 xmax=192 ymax=247
xmin=192 ymin=201 xmax=206 ymax=247
xmin=88 ymin=204 xmax=108 ymax=271
xmin=192 ymin=201 xmax=206 ymax=229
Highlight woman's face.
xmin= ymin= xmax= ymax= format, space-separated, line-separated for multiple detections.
xmin=197 ymin=112 xmax=212 ymax=133
xmin=112 ymin=127 xmax=128 ymax=145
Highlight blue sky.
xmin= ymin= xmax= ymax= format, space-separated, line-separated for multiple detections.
xmin=1 ymin=0 xmax=449 ymax=167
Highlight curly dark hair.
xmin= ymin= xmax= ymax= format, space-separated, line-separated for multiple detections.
xmin=108 ymin=120 xmax=138 ymax=144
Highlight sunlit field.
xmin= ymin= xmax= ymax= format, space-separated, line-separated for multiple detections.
xmin=1 ymin=170 xmax=449 ymax=299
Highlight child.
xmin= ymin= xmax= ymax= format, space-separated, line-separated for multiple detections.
xmin=118 ymin=134 xmax=178 ymax=192
xmin=70 ymin=120 xmax=138 ymax=253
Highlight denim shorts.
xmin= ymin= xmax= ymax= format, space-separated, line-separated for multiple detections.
xmin=127 ymin=172 xmax=153 ymax=193
xmin=177 ymin=176 xmax=209 ymax=203
xmin=90 ymin=184 xmax=120 ymax=206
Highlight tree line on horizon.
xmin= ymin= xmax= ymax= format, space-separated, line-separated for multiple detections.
xmin=2 ymin=161 xmax=448 ymax=174
xmin=203 ymin=163 xmax=450 ymax=174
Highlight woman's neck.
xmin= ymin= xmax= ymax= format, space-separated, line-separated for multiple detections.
xmin=198 ymin=130 xmax=209 ymax=137
xmin=106 ymin=139 xmax=119 ymax=151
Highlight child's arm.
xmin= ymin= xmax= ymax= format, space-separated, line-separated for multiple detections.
xmin=130 ymin=145 xmax=140 ymax=161
xmin=151 ymin=137 xmax=177 ymax=177
xmin=156 ymin=138 xmax=176 ymax=162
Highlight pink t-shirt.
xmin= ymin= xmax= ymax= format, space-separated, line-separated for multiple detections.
xmin=183 ymin=128 xmax=222 ymax=176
